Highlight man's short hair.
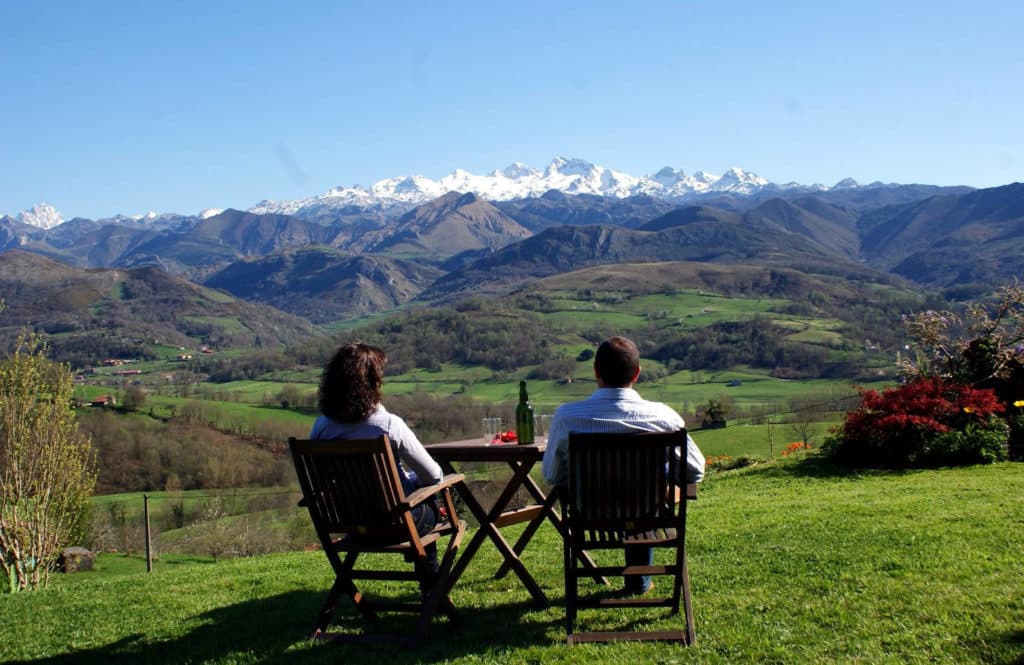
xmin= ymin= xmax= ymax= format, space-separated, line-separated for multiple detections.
xmin=594 ymin=336 xmax=640 ymax=387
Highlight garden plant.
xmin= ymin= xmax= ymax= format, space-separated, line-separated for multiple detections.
xmin=828 ymin=284 xmax=1024 ymax=466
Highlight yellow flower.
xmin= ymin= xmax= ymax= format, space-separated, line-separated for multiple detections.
xmin=1014 ymin=400 xmax=1024 ymax=407
xmin=963 ymin=406 xmax=974 ymax=413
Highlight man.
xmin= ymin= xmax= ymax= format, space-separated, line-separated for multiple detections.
xmin=542 ymin=336 xmax=705 ymax=595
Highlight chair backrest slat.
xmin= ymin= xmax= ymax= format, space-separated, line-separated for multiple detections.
xmin=290 ymin=436 xmax=407 ymax=535
xmin=567 ymin=430 xmax=687 ymax=531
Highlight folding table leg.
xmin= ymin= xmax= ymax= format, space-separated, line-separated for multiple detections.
xmin=443 ymin=481 xmax=492 ymax=592
xmin=496 ymin=478 xmax=608 ymax=585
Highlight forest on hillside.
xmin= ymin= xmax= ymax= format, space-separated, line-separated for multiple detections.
xmin=192 ymin=280 xmax=942 ymax=385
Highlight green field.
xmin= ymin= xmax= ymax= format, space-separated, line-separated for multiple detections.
xmin=73 ymin=368 xmax=878 ymax=448
xmin=4 ymin=459 xmax=1021 ymax=664
xmin=68 ymin=280 xmax=902 ymax=446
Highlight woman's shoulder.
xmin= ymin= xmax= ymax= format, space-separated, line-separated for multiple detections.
xmin=363 ymin=404 xmax=403 ymax=432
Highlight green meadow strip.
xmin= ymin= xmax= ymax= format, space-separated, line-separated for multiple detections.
xmin=3 ymin=460 xmax=1021 ymax=664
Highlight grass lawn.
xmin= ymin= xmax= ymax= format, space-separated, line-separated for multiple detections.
xmin=3 ymin=459 xmax=1022 ymax=664
xmin=148 ymin=396 xmax=316 ymax=434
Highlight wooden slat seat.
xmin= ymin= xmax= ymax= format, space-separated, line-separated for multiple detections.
xmin=289 ymin=436 xmax=466 ymax=646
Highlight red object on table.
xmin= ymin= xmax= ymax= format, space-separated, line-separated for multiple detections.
xmin=490 ymin=430 xmax=517 ymax=444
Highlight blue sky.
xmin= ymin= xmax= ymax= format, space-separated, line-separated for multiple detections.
xmin=2 ymin=1 xmax=1021 ymax=219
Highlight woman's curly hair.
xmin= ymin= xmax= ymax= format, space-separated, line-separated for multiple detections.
xmin=318 ymin=342 xmax=386 ymax=423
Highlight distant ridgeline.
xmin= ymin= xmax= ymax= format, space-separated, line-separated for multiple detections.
xmin=1 ymin=180 xmax=1022 ymax=375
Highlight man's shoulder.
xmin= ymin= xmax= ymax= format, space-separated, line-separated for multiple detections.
xmin=634 ymin=396 xmax=686 ymax=424
xmin=643 ymin=398 xmax=682 ymax=414
xmin=553 ymin=396 xmax=593 ymax=414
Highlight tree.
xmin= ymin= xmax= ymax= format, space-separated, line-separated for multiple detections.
xmin=786 ymin=396 xmax=826 ymax=448
xmin=0 ymin=333 xmax=97 ymax=592
xmin=121 ymin=384 xmax=148 ymax=411
xmin=899 ymin=284 xmax=1024 ymax=384
xmin=699 ymin=398 xmax=729 ymax=429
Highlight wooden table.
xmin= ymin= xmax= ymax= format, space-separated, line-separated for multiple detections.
xmin=426 ymin=437 xmax=595 ymax=608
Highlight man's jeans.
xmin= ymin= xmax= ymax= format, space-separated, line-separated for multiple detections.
xmin=624 ymin=544 xmax=653 ymax=595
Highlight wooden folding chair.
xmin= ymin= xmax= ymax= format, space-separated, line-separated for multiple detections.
xmin=289 ymin=436 xmax=466 ymax=645
xmin=560 ymin=429 xmax=696 ymax=644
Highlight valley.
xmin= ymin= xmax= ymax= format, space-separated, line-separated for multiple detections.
xmin=2 ymin=172 xmax=1021 ymax=504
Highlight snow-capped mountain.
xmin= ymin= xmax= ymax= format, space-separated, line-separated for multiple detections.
xmin=6 ymin=158 xmax=847 ymax=226
xmin=6 ymin=205 xmax=201 ymax=231
xmin=249 ymin=157 xmax=794 ymax=218
xmin=16 ymin=203 xmax=65 ymax=230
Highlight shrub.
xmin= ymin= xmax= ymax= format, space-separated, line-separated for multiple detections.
xmin=781 ymin=442 xmax=813 ymax=457
xmin=825 ymin=376 xmax=1007 ymax=468
xmin=718 ymin=455 xmax=762 ymax=471
xmin=899 ymin=284 xmax=1024 ymax=459
xmin=704 ymin=454 xmax=734 ymax=471
xmin=929 ymin=419 xmax=1009 ymax=466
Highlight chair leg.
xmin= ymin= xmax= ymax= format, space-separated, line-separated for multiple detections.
xmin=315 ymin=549 xmax=372 ymax=635
xmin=433 ymin=559 xmax=460 ymax=622
xmin=443 ymin=522 xmax=466 ymax=621
xmin=670 ymin=551 xmax=683 ymax=615
xmin=416 ymin=521 xmax=465 ymax=635
xmin=416 ymin=580 xmax=445 ymax=637
xmin=681 ymin=549 xmax=695 ymax=645
xmin=340 ymin=551 xmax=381 ymax=623
xmin=313 ymin=577 xmax=345 ymax=636
xmin=563 ymin=537 xmax=576 ymax=641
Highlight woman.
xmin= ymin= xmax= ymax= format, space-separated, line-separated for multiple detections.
xmin=309 ymin=342 xmax=443 ymax=591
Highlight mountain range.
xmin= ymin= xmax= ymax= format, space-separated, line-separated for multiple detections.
xmin=246 ymin=158 xmax=782 ymax=218
xmin=1 ymin=157 xmax=1021 ymax=332
xmin=5 ymin=156 xmax=954 ymax=227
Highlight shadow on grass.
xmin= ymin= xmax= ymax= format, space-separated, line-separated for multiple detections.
xmin=15 ymin=590 xmax=560 ymax=665
xmin=743 ymin=454 xmax=945 ymax=481
xmin=1005 ymin=630 xmax=1024 ymax=665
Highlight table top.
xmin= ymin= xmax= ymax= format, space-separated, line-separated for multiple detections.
xmin=426 ymin=437 xmax=548 ymax=462
xmin=426 ymin=437 xmax=697 ymax=499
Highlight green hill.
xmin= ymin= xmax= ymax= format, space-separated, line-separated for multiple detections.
xmin=859 ymin=182 xmax=1024 ymax=286
xmin=203 ymin=247 xmax=444 ymax=323
xmin=2 ymin=460 xmax=1020 ymax=663
xmin=0 ymin=250 xmax=318 ymax=366
xmin=370 ymin=192 xmax=532 ymax=259
xmin=422 ymin=214 xmax=888 ymax=300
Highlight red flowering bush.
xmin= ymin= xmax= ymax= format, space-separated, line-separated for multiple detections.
xmin=899 ymin=284 xmax=1024 ymax=459
xmin=825 ymin=376 xmax=1008 ymax=468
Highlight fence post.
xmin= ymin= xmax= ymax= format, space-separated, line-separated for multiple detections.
xmin=144 ymin=494 xmax=153 ymax=573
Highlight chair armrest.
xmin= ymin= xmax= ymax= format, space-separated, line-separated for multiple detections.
xmin=405 ymin=473 xmax=466 ymax=508
xmin=670 ymin=483 xmax=698 ymax=504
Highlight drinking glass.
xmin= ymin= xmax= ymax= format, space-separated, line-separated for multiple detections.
xmin=483 ymin=417 xmax=502 ymax=442
xmin=533 ymin=413 xmax=551 ymax=436
xmin=539 ymin=414 xmax=554 ymax=437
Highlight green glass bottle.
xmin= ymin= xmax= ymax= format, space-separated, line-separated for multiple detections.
xmin=515 ymin=380 xmax=535 ymax=445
